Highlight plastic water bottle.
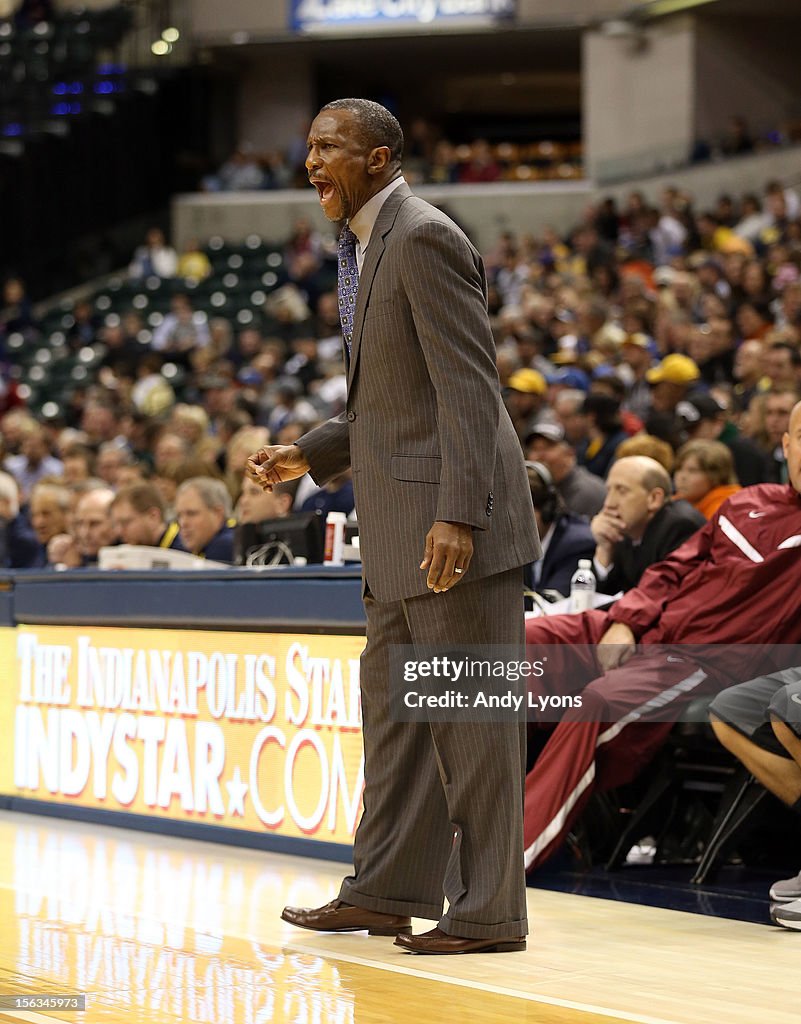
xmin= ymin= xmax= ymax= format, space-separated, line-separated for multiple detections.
xmin=570 ymin=559 xmax=596 ymax=613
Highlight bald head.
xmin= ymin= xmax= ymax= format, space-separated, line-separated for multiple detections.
xmin=74 ymin=488 xmax=117 ymax=559
xmin=76 ymin=487 xmax=114 ymax=514
xmin=783 ymin=401 xmax=801 ymax=497
xmin=618 ymin=455 xmax=673 ymax=497
xmin=734 ymin=339 xmax=765 ymax=385
xmin=604 ymin=455 xmax=672 ymax=541
xmin=0 ymin=471 xmax=19 ymax=520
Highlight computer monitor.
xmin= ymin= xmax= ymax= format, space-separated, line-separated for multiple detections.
xmin=235 ymin=511 xmax=325 ymax=566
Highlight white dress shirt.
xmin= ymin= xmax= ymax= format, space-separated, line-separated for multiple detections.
xmin=531 ymin=522 xmax=554 ymax=588
xmin=348 ymin=176 xmax=406 ymax=274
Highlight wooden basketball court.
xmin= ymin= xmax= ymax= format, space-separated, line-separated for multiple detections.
xmin=0 ymin=811 xmax=795 ymax=1024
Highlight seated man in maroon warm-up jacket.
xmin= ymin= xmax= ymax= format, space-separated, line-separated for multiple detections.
xmin=524 ymin=400 xmax=801 ymax=872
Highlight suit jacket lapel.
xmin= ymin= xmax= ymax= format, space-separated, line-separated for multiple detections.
xmin=347 ymin=183 xmax=412 ymax=390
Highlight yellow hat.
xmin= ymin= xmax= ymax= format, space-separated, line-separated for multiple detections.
xmin=715 ymin=227 xmax=754 ymax=255
xmin=550 ymin=349 xmax=579 ymax=365
xmin=646 ymin=353 xmax=700 ymax=386
xmin=507 ymin=368 xmax=547 ymax=394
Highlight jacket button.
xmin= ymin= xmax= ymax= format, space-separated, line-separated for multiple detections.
xmin=347 ymin=411 xmax=357 ymax=422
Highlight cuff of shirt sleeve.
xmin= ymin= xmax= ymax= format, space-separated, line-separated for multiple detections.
xmin=593 ymin=556 xmax=612 ymax=580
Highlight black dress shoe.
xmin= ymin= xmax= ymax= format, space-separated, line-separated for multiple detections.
xmin=394 ymin=926 xmax=526 ymax=954
xmin=281 ymin=899 xmax=412 ymax=936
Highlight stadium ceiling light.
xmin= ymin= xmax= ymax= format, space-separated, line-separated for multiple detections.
xmin=162 ymin=27 xmax=180 ymax=43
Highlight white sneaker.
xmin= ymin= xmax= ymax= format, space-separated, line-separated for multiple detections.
xmin=624 ymin=836 xmax=657 ymax=866
xmin=771 ymin=897 xmax=801 ymax=930
xmin=769 ymin=870 xmax=801 ymax=903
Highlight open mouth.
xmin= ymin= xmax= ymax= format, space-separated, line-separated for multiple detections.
xmin=311 ymin=179 xmax=336 ymax=205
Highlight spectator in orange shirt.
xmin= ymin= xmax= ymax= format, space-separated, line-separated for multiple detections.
xmin=673 ymin=439 xmax=740 ymax=518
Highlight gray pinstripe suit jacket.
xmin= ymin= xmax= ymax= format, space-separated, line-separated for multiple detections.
xmin=298 ymin=183 xmax=541 ymax=602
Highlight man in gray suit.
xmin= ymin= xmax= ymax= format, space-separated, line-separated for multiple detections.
xmin=247 ymin=99 xmax=540 ymax=954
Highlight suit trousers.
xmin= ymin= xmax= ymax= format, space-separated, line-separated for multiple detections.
xmin=339 ymin=566 xmax=528 ymax=939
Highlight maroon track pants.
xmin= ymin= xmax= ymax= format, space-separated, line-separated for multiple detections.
xmin=523 ymin=611 xmax=729 ymax=871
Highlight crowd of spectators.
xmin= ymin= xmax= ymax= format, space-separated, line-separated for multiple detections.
xmin=202 ymin=126 xmax=584 ymax=192
xmin=0 ymin=175 xmax=798 ymax=577
xmin=2 ymin=167 xmax=801 ymax=906
xmin=0 ymin=223 xmax=360 ymax=566
xmin=200 ymin=113 xmax=801 ymax=194
xmin=487 ymin=178 xmax=801 ymax=529
xmin=1 ymin=174 xmax=801 ymax=580
xmin=474 ymin=177 xmax=801 ymax=888
xmin=495 ymin=178 xmax=801 ymax=881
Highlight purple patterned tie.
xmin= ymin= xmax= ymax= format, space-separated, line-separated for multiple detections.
xmin=337 ymin=224 xmax=359 ymax=356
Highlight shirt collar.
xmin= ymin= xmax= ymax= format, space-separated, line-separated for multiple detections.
xmin=349 ymin=176 xmax=405 ymax=255
xmin=539 ymin=522 xmax=555 ymax=559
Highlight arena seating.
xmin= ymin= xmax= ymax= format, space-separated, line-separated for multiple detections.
xmin=9 ymin=235 xmax=300 ymax=416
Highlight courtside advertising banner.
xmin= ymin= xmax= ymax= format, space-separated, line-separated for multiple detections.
xmin=0 ymin=625 xmax=366 ymax=847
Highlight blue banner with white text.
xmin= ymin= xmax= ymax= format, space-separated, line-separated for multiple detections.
xmin=291 ymin=0 xmax=515 ymax=34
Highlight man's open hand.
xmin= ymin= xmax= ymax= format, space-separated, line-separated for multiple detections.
xmin=246 ymin=444 xmax=310 ymax=491
xmin=420 ymin=521 xmax=473 ymax=593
